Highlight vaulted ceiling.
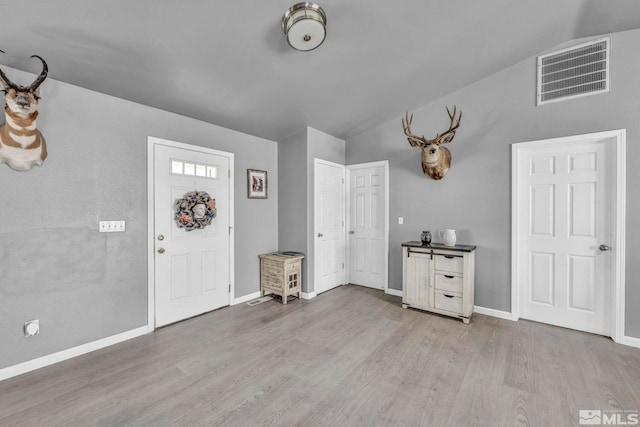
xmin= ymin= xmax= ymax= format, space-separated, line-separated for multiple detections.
xmin=2 ymin=1 xmax=640 ymax=142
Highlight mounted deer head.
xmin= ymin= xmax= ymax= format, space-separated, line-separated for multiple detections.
xmin=402 ymin=106 xmax=462 ymax=180
xmin=0 ymin=52 xmax=48 ymax=171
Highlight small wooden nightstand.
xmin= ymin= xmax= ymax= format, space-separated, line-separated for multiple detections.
xmin=259 ymin=253 xmax=304 ymax=304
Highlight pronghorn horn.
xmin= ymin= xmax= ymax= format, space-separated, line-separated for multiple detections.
xmin=0 ymin=50 xmax=19 ymax=91
xmin=0 ymin=53 xmax=48 ymax=92
xmin=28 ymin=55 xmax=48 ymax=91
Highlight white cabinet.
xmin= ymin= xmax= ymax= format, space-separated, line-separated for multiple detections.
xmin=402 ymin=242 xmax=476 ymax=324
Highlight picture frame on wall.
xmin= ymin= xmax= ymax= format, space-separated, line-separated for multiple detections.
xmin=247 ymin=169 xmax=268 ymax=199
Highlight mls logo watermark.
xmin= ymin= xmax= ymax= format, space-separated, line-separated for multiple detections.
xmin=579 ymin=410 xmax=639 ymax=425
xmin=580 ymin=411 xmax=603 ymax=425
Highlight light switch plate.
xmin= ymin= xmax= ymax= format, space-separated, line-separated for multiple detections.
xmin=99 ymin=220 xmax=126 ymax=233
xmin=398 ymin=217 xmax=404 ymax=225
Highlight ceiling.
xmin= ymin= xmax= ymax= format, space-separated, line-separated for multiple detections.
xmin=1 ymin=1 xmax=640 ymax=142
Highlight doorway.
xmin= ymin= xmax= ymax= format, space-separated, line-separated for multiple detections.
xmin=314 ymin=159 xmax=346 ymax=295
xmin=147 ymin=136 xmax=234 ymax=329
xmin=511 ymin=130 xmax=625 ymax=342
xmin=347 ymin=161 xmax=389 ymax=291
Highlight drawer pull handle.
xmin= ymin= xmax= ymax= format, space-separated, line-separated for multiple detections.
xmin=444 ymin=294 xmax=454 ymax=298
xmin=444 ymin=275 xmax=455 ymax=279
xmin=444 ymin=255 xmax=455 ymax=259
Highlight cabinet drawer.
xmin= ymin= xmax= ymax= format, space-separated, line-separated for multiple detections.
xmin=435 ymin=292 xmax=463 ymax=314
xmin=435 ymin=273 xmax=463 ymax=294
xmin=435 ymin=255 xmax=463 ymax=273
xmin=286 ymin=263 xmax=300 ymax=274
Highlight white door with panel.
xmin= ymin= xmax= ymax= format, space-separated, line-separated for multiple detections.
xmin=348 ymin=162 xmax=387 ymax=289
xmin=314 ymin=159 xmax=345 ymax=295
xmin=515 ymin=136 xmax=615 ymax=336
xmin=152 ymin=139 xmax=232 ymax=327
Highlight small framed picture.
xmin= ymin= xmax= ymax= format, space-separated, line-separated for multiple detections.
xmin=247 ymin=169 xmax=268 ymax=199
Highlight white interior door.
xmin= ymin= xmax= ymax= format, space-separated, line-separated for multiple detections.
xmin=514 ymin=135 xmax=616 ymax=336
xmin=348 ymin=162 xmax=388 ymax=290
xmin=151 ymin=139 xmax=232 ymax=327
xmin=314 ymin=159 xmax=345 ymax=295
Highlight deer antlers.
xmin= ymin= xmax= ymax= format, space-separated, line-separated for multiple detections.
xmin=402 ymin=112 xmax=425 ymax=148
xmin=402 ymin=106 xmax=462 ymax=147
xmin=402 ymin=106 xmax=462 ymax=181
xmin=436 ymin=106 xmax=462 ymax=144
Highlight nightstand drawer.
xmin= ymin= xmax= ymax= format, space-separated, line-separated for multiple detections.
xmin=285 ymin=262 xmax=299 ymax=273
xmin=435 ymin=273 xmax=463 ymax=294
xmin=435 ymin=255 xmax=463 ymax=273
xmin=435 ymin=292 xmax=463 ymax=314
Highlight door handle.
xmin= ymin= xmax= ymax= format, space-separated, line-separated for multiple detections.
xmin=317 ymin=233 xmax=323 ymax=238
xmin=348 ymin=231 xmax=355 ymax=235
xmin=157 ymin=235 xmax=164 ymax=241
xmin=157 ymin=247 xmax=165 ymax=254
xmin=599 ymin=244 xmax=611 ymax=252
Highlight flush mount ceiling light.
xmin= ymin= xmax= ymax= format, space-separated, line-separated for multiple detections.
xmin=282 ymin=2 xmax=327 ymax=51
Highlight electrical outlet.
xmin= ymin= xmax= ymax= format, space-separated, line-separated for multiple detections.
xmin=24 ymin=319 xmax=39 ymax=337
xmin=99 ymin=220 xmax=126 ymax=233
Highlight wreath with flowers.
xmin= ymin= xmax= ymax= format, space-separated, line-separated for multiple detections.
xmin=175 ymin=190 xmax=217 ymax=231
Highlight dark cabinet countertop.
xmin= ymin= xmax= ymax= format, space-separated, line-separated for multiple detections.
xmin=401 ymin=241 xmax=476 ymax=252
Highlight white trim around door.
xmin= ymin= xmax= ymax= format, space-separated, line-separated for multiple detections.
xmin=346 ymin=160 xmax=390 ymax=294
xmin=147 ymin=136 xmax=235 ymax=332
xmin=511 ymin=129 xmax=626 ymax=343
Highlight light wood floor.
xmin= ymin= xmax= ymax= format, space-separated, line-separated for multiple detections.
xmin=1 ymin=285 xmax=639 ymax=426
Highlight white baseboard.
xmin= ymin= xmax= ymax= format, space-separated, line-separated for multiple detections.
xmin=472 ymin=308 xmax=640 ymax=348
xmin=622 ymin=335 xmax=640 ymax=349
xmin=233 ymin=291 xmax=261 ymax=305
xmin=301 ymin=291 xmax=317 ymax=300
xmin=0 ymin=326 xmax=148 ymax=382
xmin=474 ymin=305 xmax=514 ymax=321
xmin=385 ymin=288 xmax=402 ymax=297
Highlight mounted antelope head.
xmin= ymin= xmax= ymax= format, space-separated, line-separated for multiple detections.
xmin=402 ymin=106 xmax=462 ymax=180
xmin=0 ymin=53 xmax=48 ymax=171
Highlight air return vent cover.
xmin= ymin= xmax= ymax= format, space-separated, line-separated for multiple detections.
xmin=537 ymin=37 xmax=610 ymax=105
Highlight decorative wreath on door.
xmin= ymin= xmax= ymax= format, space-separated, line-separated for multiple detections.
xmin=175 ymin=190 xmax=217 ymax=231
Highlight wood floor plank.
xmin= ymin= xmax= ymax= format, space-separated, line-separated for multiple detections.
xmin=1 ymin=285 xmax=639 ymax=427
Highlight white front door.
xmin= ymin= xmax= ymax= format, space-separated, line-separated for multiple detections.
xmin=150 ymin=137 xmax=233 ymax=327
xmin=514 ymin=133 xmax=620 ymax=336
xmin=314 ymin=159 xmax=345 ymax=295
xmin=347 ymin=162 xmax=388 ymax=290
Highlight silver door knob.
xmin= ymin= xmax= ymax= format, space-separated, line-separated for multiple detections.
xmin=317 ymin=233 xmax=323 ymax=238
xmin=157 ymin=247 xmax=165 ymax=254
xmin=157 ymin=235 xmax=164 ymax=241
xmin=599 ymin=244 xmax=611 ymax=252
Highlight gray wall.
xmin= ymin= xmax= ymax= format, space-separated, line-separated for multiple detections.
xmin=0 ymin=67 xmax=278 ymax=368
xmin=277 ymin=127 xmax=346 ymax=294
xmin=278 ymin=128 xmax=309 ymax=289
xmin=346 ymin=29 xmax=640 ymax=338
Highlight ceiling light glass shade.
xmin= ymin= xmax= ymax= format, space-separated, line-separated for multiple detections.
xmin=282 ymin=3 xmax=327 ymax=51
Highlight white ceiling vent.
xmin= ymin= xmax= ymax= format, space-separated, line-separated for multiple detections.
xmin=537 ymin=37 xmax=610 ymax=105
